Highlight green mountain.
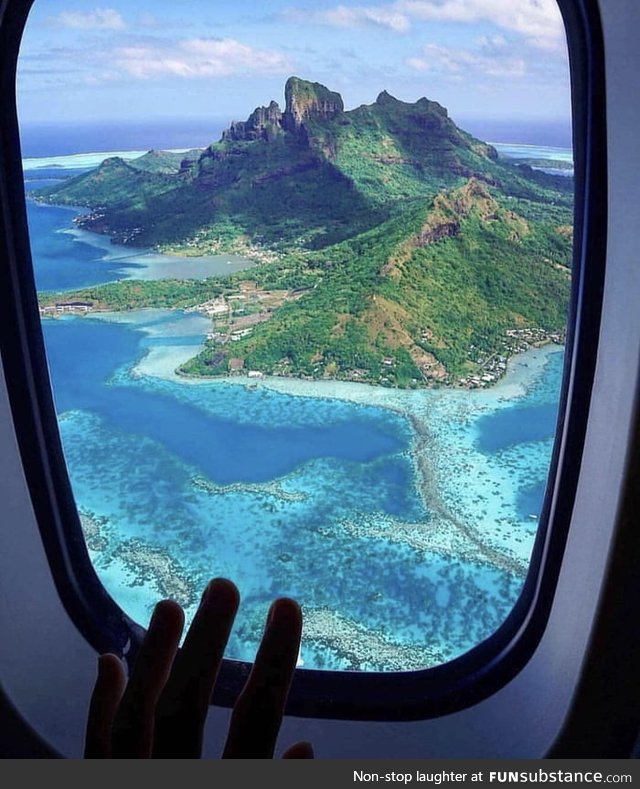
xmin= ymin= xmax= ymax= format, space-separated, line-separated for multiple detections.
xmin=38 ymin=77 xmax=573 ymax=387
xmin=38 ymin=77 xmax=570 ymax=250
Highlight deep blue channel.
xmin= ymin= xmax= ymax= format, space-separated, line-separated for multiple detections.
xmin=43 ymin=318 xmax=411 ymax=489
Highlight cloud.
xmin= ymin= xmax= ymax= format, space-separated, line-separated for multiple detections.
xmin=407 ymin=42 xmax=527 ymax=79
xmin=282 ymin=5 xmax=410 ymax=33
xmin=283 ymin=0 xmax=565 ymax=51
xmin=397 ymin=0 xmax=565 ymax=51
xmin=50 ymin=8 xmax=126 ymax=30
xmin=114 ymin=38 xmax=293 ymax=80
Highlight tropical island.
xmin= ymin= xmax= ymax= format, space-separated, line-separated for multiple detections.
xmin=37 ymin=76 xmax=572 ymax=388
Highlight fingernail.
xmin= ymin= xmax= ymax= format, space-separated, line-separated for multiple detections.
xmin=148 ymin=599 xmax=182 ymax=633
xmin=268 ymin=597 xmax=301 ymax=626
xmin=201 ymin=578 xmax=240 ymax=610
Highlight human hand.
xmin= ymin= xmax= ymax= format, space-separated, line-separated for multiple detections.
xmin=84 ymin=578 xmax=313 ymax=758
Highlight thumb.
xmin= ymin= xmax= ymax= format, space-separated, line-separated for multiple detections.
xmin=282 ymin=741 xmax=314 ymax=759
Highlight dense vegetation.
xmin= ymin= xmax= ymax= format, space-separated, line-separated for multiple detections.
xmin=37 ymin=77 xmax=573 ymax=387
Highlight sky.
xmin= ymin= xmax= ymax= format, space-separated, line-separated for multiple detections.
xmin=17 ymin=0 xmax=572 ymax=143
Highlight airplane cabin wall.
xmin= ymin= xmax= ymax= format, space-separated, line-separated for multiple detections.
xmin=0 ymin=0 xmax=638 ymax=758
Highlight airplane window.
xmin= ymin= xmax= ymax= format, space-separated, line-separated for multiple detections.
xmin=14 ymin=0 xmax=577 ymax=687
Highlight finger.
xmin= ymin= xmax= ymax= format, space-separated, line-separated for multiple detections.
xmin=153 ymin=578 xmax=240 ymax=758
xmin=111 ymin=599 xmax=184 ymax=758
xmin=223 ymin=597 xmax=302 ymax=759
xmin=84 ymin=653 xmax=127 ymax=758
xmin=282 ymin=741 xmax=314 ymax=759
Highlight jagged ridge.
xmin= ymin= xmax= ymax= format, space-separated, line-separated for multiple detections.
xmin=37 ymin=76 xmax=570 ymax=252
xmin=37 ymin=77 xmax=573 ymax=387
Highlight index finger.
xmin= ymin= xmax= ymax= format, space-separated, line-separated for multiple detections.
xmin=111 ymin=599 xmax=184 ymax=758
xmin=222 ymin=598 xmax=302 ymax=759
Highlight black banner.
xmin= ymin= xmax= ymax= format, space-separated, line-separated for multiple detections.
xmin=0 ymin=759 xmax=637 ymax=789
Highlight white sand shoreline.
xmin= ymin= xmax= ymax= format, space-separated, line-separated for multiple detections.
xmin=88 ymin=309 xmax=564 ymax=577
xmin=130 ymin=319 xmax=561 ymax=412
xmin=120 ymin=310 xmax=563 ymax=576
xmin=59 ymin=311 xmax=564 ymax=664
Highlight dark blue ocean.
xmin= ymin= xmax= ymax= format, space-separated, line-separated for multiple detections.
xmin=25 ymin=140 xmax=565 ymax=671
xmin=20 ymin=119 xmax=227 ymax=158
xmin=19 ymin=119 xmax=572 ymax=158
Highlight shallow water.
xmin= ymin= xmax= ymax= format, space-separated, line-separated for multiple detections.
xmin=43 ymin=310 xmax=563 ymax=670
xmin=28 ymin=149 xmax=566 ymax=671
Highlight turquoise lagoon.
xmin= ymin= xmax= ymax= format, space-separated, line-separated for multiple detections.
xmin=26 ymin=152 xmax=565 ymax=672
xmin=24 ymin=164 xmax=256 ymax=291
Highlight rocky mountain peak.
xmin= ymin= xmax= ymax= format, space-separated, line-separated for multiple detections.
xmin=222 ymin=99 xmax=283 ymax=143
xmin=375 ymin=90 xmax=398 ymax=106
xmin=282 ymin=76 xmax=344 ymax=133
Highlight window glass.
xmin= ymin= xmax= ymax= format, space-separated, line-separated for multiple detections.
xmin=17 ymin=0 xmax=573 ymax=671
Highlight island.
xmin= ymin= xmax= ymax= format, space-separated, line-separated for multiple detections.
xmin=37 ymin=76 xmax=573 ymax=388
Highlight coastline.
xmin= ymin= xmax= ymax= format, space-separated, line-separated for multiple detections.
xmin=22 ymin=150 xmax=150 ymax=172
xmin=222 ymin=344 xmax=560 ymax=575
xmin=30 ymin=135 xmax=571 ymax=669
xmin=50 ymin=310 xmax=562 ymax=671
xmin=26 ymin=191 xmax=257 ymax=283
xmin=59 ymin=224 xmax=257 ymax=281
xmin=123 ymin=310 xmax=562 ymax=577
xmin=129 ymin=311 xmax=559 ymax=400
